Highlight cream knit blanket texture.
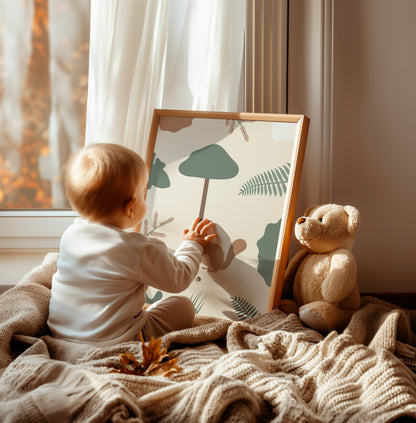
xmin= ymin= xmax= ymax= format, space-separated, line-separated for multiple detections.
xmin=0 ymin=253 xmax=415 ymax=422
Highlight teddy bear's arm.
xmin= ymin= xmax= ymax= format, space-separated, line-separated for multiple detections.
xmin=321 ymin=249 xmax=357 ymax=303
xmin=282 ymin=249 xmax=309 ymax=299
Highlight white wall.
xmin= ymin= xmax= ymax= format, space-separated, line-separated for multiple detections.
xmin=288 ymin=0 xmax=416 ymax=292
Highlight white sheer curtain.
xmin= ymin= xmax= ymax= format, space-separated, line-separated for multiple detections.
xmin=85 ymin=0 xmax=246 ymax=156
xmin=160 ymin=0 xmax=245 ymax=111
xmin=85 ymin=0 xmax=168 ymax=157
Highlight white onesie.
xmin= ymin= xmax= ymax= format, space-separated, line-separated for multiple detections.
xmin=47 ymin=218 xmax=203 ymax=345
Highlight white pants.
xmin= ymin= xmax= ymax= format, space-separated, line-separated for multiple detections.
xmin=141 ymin=295 xmax=195 ymax=341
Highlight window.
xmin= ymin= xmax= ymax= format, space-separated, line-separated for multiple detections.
xmin=0 ymin=0 xmax=288 ymax=251
xmin=0 ymin=0 xmax=90 ymax=249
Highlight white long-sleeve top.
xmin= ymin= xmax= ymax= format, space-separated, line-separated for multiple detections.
xmin=47 ymin=219 xmax=203 ymax=345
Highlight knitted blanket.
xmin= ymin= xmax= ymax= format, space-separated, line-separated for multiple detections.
xmin=1 ymin=253 xmax=416 ymax=422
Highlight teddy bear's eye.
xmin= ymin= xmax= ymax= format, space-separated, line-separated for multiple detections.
xmin=318 ymin=217 xmax=323 ymax=222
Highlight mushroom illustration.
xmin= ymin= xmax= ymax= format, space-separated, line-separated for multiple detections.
xmin=179 ymin=144 xmax=239 ymax=218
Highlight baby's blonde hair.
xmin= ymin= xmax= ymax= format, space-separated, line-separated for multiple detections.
xmin=65 ymin=143 xmax=147 ymax=220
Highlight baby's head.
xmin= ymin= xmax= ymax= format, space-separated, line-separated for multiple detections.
xmin=65 ymin=143 xmax=147 ymax=221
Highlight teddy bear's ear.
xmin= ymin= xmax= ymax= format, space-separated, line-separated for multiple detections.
xmin=344 ymin=205 xmax=360 ymax=235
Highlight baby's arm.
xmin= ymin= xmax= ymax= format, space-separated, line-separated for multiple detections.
xmin=182 ymin=217 xmax=217 ymax=248
xmin=138 ymin=218 xmax=216 ymax=293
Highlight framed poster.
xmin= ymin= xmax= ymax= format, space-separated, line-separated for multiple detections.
xmin=142 ymin=110 xmax=309 ymax=320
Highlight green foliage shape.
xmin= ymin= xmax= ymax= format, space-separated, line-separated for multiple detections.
xmin=145 ymin=290 xmax=163 ymax=304
xmin=230 ymin=296 xmax=260 ymax=320
xmin=179 ymin=144 xmax=239 ymax=179
xmin=238 ymin=163 xmax=291 ymax=197
xmin=257 ymin=220 xmax=281 ymax=287
xmin=148 ymin=153 xmax=170 ymax=189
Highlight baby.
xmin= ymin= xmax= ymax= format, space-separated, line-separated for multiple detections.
xmin=47 ymin=142 xmax=216 ymax=345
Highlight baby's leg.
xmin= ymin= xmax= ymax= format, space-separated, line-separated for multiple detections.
xmin=141 ymin=295 xmax=195 ymax=340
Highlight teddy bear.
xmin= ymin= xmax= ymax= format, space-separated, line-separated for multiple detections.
xmin=280 ymin=204 xmax=361 ymax=333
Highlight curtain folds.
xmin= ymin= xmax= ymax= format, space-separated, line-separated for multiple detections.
xmin=85 ymin=0 xmax=246 ymax=156
xmin=160 ymin=0 xmax=246 ymax=112
xmin=85 ymin=0 xmax=168 ymax=156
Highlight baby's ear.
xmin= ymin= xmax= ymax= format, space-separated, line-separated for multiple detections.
xmin=124 ymin=198 xmax=136 ymax=218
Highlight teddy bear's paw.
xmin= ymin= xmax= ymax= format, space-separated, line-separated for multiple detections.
xmin=299 ymin=305 xmax=330 ymax=333
xmin=279 ymin=299 xmax=299 ymax=315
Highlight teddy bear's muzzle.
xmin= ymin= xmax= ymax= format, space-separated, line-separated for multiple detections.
xmin=295 ymin=216 xmax=321 ymax=243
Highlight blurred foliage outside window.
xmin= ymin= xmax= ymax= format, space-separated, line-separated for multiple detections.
xmin=0 ymin=0 xmax=90 ymax=209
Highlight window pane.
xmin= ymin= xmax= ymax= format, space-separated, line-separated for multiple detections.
xmin=0 ymin=0 xmax=90 ymax=209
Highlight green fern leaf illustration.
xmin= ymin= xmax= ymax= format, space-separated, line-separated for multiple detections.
xmin=238 ymin=163 xmax=291 ymax=197
xmin=230 ymin=296 xmax=260 ymax=320
xmin=191 ymin=292 xmax=206 ymax=314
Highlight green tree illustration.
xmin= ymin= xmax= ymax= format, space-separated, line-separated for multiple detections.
xmin=230 ymin=296 xmax=260 ymax=320
xmin=179 ymin=144 xmax=239 ymax=218
xmin=238 ymin=163 xmax=291 ymax=197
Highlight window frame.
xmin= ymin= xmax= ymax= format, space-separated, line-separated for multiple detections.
xmin=0 ymin=210 xmax=77 ymax=250
xmin=1 ymin=0 xmax=292 ymax=252
xmin=0 ymin=1 xmax=89 ymax=252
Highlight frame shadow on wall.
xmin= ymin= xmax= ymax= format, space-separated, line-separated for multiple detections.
xmin=142 ymin=109 xmax=309 ymax=320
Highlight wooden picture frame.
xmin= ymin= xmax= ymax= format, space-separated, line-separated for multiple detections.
xmin=143 ymin=109 xmax=309 ymax=320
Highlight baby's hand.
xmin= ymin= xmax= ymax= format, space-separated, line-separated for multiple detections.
xmin=183 ymin=217 xmax=217 ymax=248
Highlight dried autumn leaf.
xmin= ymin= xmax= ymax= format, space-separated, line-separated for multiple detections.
xmin=148 ymin=357 xmax=180 ymax=377
xmin=117 ymin=350 xmax=144 ymax=375
xmin=142 ymin=335 xmax=166 ymax=368
xmin=111 ymin=333 xmax=181 ymax=377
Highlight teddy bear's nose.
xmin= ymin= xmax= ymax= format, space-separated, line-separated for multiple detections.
xmin=297 ymin=217 xmax=306 ymax=225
